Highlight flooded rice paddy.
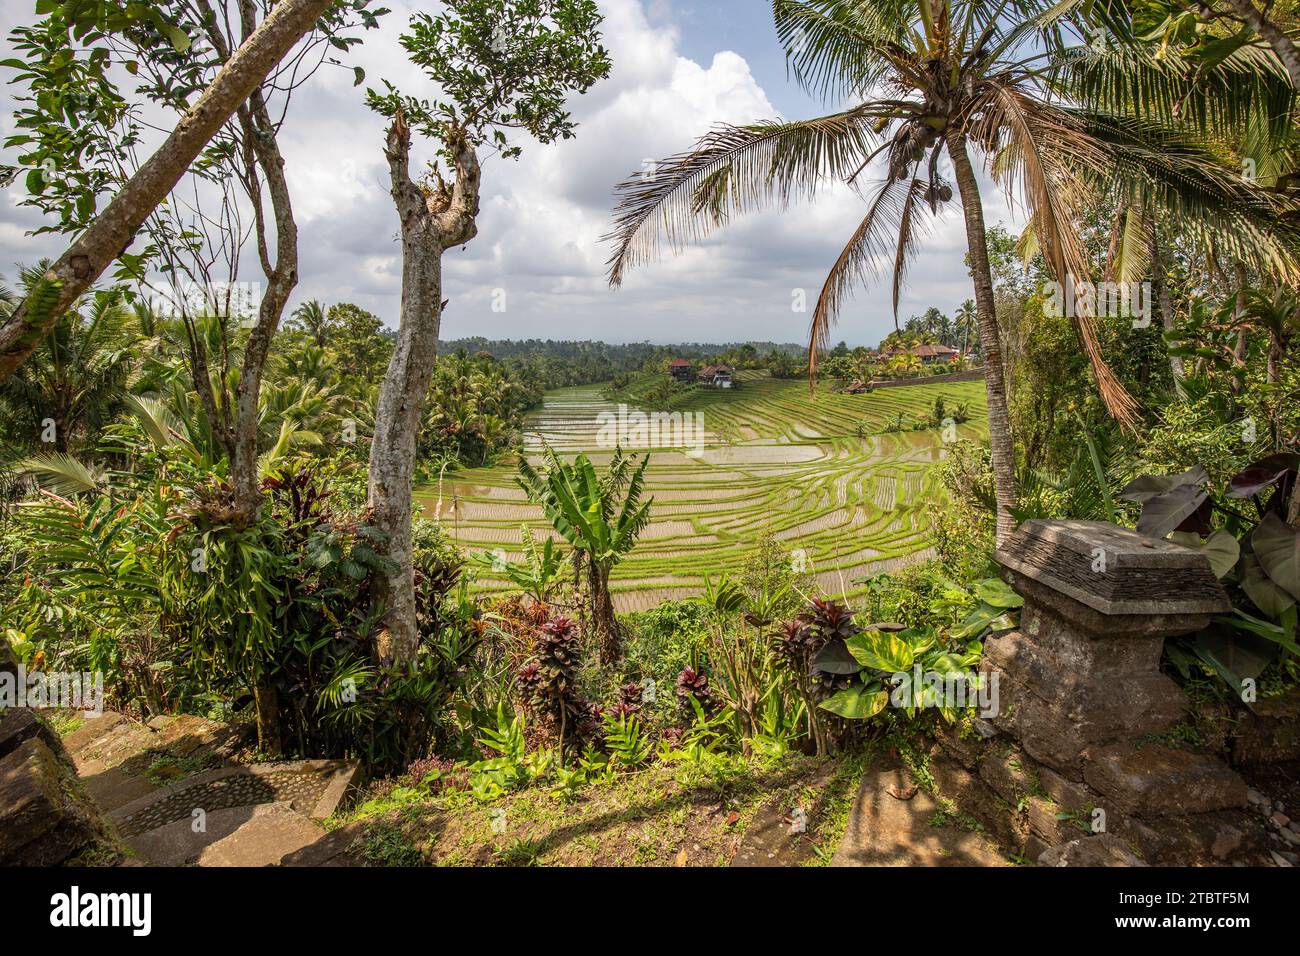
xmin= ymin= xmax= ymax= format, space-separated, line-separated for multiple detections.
xmin=416 ymin=372 xmax=987 ymax=610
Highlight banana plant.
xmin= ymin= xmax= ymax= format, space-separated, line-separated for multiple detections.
xmin=517 ymin=445 xmax=652 ymax=663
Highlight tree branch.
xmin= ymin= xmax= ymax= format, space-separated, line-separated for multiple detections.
xmin=0 ymin=0 xmax=335 ymax=381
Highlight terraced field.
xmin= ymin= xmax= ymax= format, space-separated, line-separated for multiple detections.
xmin=416 ymin=371 xmax=988 ymax=611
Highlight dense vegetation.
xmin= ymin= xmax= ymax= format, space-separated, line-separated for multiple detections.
xmin=0 ymin=0 xmax=1298 ymax=867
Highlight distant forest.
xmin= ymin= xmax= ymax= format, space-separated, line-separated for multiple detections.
xmin=438 ymin=337 xmax=807 ymax=389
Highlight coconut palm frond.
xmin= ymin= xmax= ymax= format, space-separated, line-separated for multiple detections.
xmin=977 ymin=83 xmax=1142 ymax=425
xmin=808 ymin=173 xmax=916 ymax=373
xmin=890 ymin=177 xmax=935 ymax=320
xmin=257 ymin=418 xmax=306 ymax=476
xmin=605 ymin=109 xmax=882 ymax=286
xmin=1056 ymin=43 xmax=1296 ymax=144
xmin=1111 ymin=206 xmax=1151 ymax=285
xmin=1015 ymin=221 xmax=1040 ymax=265
xmin=1075 ymin=110 xmax=1300 ymax=280
xmin=772 ymin=0 xmax=914 ymax=101
xmin=125 ymin=394 xmax=182 ymax=450
xmin=15 ymin=452 xmax=100 ymax=495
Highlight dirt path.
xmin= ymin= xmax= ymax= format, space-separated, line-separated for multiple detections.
xmin=832 ymin=760 xmax=1009 ymax=866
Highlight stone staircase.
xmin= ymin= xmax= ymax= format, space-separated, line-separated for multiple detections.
xmin=61 ymin=711 xmax=363 ymax=866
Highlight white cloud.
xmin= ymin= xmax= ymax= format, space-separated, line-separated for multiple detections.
xmin=0 ymin=0 xmax=1025 ymax=346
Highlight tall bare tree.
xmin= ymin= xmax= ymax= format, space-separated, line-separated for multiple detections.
xmin=365 ymin=0 xmax=610 ymax=663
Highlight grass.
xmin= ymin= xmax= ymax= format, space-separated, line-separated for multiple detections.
xmin=806 ymin=744 xmax=875 ymax=866
xmin=141 ymin=750 xmax=222 ymax=786
xmin=420 ymin=370 xmax=988 ymax=609
xmin=45 ymin=710 xmax=85 ymax=739
xmin=331 ymin=751 xmax=858 ymax=867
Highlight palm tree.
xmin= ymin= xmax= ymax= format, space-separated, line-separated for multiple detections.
xmin=517 ymin=446 xmax=653 ymax=664
xmin=290 ymin=299 xmax=329 ymax=348
xmin=0 ymin=268 xmax=137 ymax=455
xmin=1229 ymin=284 xmax=1298 ymax=384
xmin=606 ymin=0 xmax=1299 ymax=543
xmin=955 ymin=299 xmax=977 ymax=357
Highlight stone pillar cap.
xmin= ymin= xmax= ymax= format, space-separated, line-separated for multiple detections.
xmin=995 ymin=519 xmax=1230 ymax=617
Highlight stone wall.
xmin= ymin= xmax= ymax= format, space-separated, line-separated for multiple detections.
xmin=930 ymin=520 xmax=1280 ymax=866
xmin=0 ymin=642 xmax=120 ymax=865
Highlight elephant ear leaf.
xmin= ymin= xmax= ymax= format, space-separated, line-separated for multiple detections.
xmin=1189 ymin=628 xmax=1279 ymax=693
xmin=1133 ymin=482 xmax=1211 ymax=538
xmin=846 ymin=629 xmax=915 ymax=672
xmin=818 ymin=682 xmax=889 ymax=720
xmin=952 ymin=604 xmax=1016 ymax=639
xmin=1120 ymin=465 xmax=1207 ymax=503
xmin=810 ymin=638 xmax=861 ymax=676
xmin=1252 ymin=513 xmax=1300 ymax=601
xmin=1238 ymin=543 xmax=1296 ymax=618
xmin=973 ymin=577 xmax=1023 ymax=608
xmin=1228 ymin=453 xmax=1299 ymax=500
xmin=1169 ymin=529 xmax=1240 ymax=580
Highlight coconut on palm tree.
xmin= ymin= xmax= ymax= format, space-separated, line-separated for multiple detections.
xmin=606 ymin=0 xmax=1300 ymax=543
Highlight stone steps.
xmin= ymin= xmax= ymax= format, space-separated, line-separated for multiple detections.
xmin=127 ymin=801 xmax=328 ymax=866
xmin=57 ymin=710 xmax=360 ymax=867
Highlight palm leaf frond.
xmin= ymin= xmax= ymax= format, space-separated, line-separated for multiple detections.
xmin=606 ymin=110 xmax=881 ymax=286
xmin=15 ymin=452 xmax=100 ymax=495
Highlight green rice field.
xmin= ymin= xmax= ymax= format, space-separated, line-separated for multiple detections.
xmin=415 ymin=371 xmax=988 ymax=610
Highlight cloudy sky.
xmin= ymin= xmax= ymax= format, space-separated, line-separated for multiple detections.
xmin=0 ymin=0 xmax=1024 ymax=347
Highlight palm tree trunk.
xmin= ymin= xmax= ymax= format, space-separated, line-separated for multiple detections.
xmin=1232 ymin=262 xmax=1249 ymax=389
xmin=1147 ymin=220 xmax=1184 ymax=381
xmin=947 ymin=132 xmax=1018 ymax=544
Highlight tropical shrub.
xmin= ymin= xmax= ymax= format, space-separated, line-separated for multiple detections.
xmin=3 ymin=454 xmax=482 ymax=774
xmin=775 ymin=582 xmax=1014 ymax=754
xmin=515 ymin=615 xmax=594 ymax=758
xmin=675 ymin=665 xmax=712 ymax=717
xmin=470 ymin=525 xmax=567 ymax=604
xmin=1120 ymin=455 xmax=1300 ymax=697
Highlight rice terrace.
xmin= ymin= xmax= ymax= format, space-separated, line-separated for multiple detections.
xmin=424 ymin=373 xmax=987 ymax=609
xmin=4 ymin=0 xmax=1300 ymax=916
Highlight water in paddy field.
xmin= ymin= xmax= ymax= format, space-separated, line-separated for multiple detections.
xmin=520 ymin=386 xmax=721 ymax=454
xmin=435 ymin=376 xmax=987 ymax=610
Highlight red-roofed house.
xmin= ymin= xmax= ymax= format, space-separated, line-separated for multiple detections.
xmin=697 ymin=363 xmax=734 ymax=387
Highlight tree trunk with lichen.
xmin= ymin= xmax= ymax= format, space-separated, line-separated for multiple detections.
xmin=370 ymin=111 xmax=480 ymax=665
xmin=1225 ymin=0 xmax=1300 ymax=87
xmin=947 ymin=131 xmax=1018 ymax=545
xmin=193 ymin=0 xmax=301 ymax=526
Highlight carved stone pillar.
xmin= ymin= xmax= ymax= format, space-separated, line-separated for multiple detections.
xmin=986 ymin=520 xmax=1248 ymax=815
